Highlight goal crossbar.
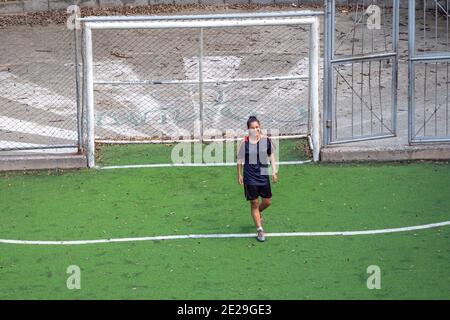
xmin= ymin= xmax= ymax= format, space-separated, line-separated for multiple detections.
xmin=77 ymin=10 xmax=323 ymax=22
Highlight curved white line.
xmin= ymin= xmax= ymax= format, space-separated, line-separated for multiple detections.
xmin=0 ymin=221 xmax=449 ymax=245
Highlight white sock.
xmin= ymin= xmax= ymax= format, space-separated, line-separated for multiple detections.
xmin=257 ymin=227 xmax=263 ymax=232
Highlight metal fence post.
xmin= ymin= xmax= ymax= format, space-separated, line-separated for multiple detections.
xmin=323 ymin=0 xmax=333 ymax=147
xmin=73 ymin=27 xmax=82 ymax=153
xmin=83 ymin=23 xmax=95 ymax=168
xmin=198 ymin=27 xmax=204 ymax=143
xmin=310 ymin=16 xmax=321 ymax=162
xmin=408 ymin=0 xmax=416 ymax=144
xmin=392 ymin=0 xmax=400 ymax=138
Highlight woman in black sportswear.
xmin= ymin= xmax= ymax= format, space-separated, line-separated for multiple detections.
xmin=237 ymin=116 xmax=277 ymax=242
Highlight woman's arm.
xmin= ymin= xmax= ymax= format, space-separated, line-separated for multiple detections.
xmin=237 ymin=160 xmax=244 ymax=185
xmin=269 ymin=152 xmax=277 ymax=183
xmin=267 ymin=138 xmax=277 ymax=183
xmin=237 ymin=140 xmax=244 ymax=185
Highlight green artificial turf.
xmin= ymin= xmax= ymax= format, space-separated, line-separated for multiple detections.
xmin=96 ymin=138 xmax=311 ymax=166
xmin=0 ymin=161 xmax=449 ymax=299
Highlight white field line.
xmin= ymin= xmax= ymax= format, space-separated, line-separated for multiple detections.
xmin=97 ymin=160 xmax=312 ymax=170
xmin=0 ymin=116 xmax=78 ymax=141
xmin=1 ymin=221 xmax=449 ymax=245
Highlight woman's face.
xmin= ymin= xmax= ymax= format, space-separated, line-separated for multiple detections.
xmin=248 ymin=121 xmax=261 ymax=137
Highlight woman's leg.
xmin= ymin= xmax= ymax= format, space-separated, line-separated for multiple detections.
xmin=259 ymin=197 xmax=271 ymax=213
xmin=259 ymin=197 xmax=271 ymax=223
xmin=250 ymin=199 xmax=262 ymax=229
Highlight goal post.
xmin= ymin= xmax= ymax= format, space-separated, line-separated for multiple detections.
xmin=80 ymin=11 xmax=322 ymax=168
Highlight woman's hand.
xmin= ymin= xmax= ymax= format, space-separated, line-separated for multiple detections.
xmin=238 ymin=174 xmax=244 ymax=185
xmin=272 ymin=173 xmax=278 ymax=183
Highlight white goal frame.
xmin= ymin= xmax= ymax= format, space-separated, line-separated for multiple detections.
xmin=80 ymin=12 xmax=321 ymax=168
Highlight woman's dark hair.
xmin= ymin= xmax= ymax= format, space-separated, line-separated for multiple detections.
xmin=247 ymin=116 xmax=260 ymax=128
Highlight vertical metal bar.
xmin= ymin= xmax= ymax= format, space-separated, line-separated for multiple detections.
xmin=378 ymin=59 xmax=383 ymax=133
xmin=198 ymin=27 xmax=204 ymax=143
xmin=435 ymin=1 xmax=438 ymax=136
xmin=369 ymin=60 xmax=373 ymax=135
xmin=360 ymin=65 xmax=364 ymax=136
xmin=82 ymin=26 xmax=87 ymax=153
xmin=408 ymin=0 xmax=416 ymax=143
xmin=330 ymin=0 xmax=335 ymax=143
xmin=423 ymin=0 xmax=427 ymax=135
xmin=331 ymin=0 xmax=336 ymax=62
xmin=310 ymin=17 xmax=321 ymax=162
xmin=361 ymin=0 xmax=365 ymax=56
xmin=391 ymin=0 xmax=399 ymax=136
xmin=351 ymin=1 xmax=360 ymax=139
xmin=360 ymin=0 xmax=364 ymax=136
xmin=306 ymin=25 xmax=312 ymax=138
xmin=84 ymin=23 xmax=95 ymax=168
xmin=323 ymin=0 xmax=333 ymax=146
xmin=369 ymin=0 xmax=374 ymax=135
xmin=435 ymin=61 xmax=438 ymax=136
xmin=423 ymin=63 xmax=427 ymax=136
xmin=323 ymin=0 xmax=329 ymax=146
xmin=435 ymin=0 xmax=438 ymax=48
xmin=73 ymin=27 xmax=82 ymax=153
xmin=334 ymin=69 xmax=339 ymax=140
xmin=422 ymin=0 xmax=425 ymax=135
xmin=447 ymin=61 xmax=449 ymax=136
xmin=380 ymin=0 xmax=388 ymax=134
xmin=424 ymin=0 xmax=427 ymax=51
xmin=370 ymin=0 xmax=374 ymax=55
xmin=383 ymin=0 xmax=388 ymax=51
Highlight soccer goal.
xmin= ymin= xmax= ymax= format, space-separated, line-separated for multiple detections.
xmin=79 ymin=11 xmax=322 ymax=168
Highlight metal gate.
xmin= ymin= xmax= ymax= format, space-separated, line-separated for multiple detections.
xmin=324 ymin=0 xmax=399 ymax=145
xmin=409 ymin=0 xmax=450 ymax=143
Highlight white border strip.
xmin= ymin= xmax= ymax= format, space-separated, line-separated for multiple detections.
xmin=1 ymin=221 xmax=449 ymax=245
xmin=98 ymin=160 xmax=312 ymax=170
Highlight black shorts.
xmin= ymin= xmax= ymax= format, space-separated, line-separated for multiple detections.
xmin=244 ymin=183 xmax=272 ymax=201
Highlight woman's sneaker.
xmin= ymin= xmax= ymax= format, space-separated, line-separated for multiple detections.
xmin=256 ymin=227 xmax=265 ymax=242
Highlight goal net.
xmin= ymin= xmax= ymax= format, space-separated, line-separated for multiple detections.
xmin=80 ymin=11 xmax=321 ymax=168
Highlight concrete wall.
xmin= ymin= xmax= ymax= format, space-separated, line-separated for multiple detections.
xmin=0 ymin=0 xmax=358 ymax=15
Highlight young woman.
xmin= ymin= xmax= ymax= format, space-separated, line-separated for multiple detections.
xmin=237 ymin=116 xmax=277 ymax=242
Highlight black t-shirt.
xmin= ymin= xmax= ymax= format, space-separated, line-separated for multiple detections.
xmin=237 ymin=136 xmax=273 ymax=186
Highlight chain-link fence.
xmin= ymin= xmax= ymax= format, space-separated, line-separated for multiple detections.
xmin=0 ymin=17 xmax=82 ymax=153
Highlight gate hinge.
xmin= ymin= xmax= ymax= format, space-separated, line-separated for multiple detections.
xmin=326 ymin=120 xmax=332 ymax=128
